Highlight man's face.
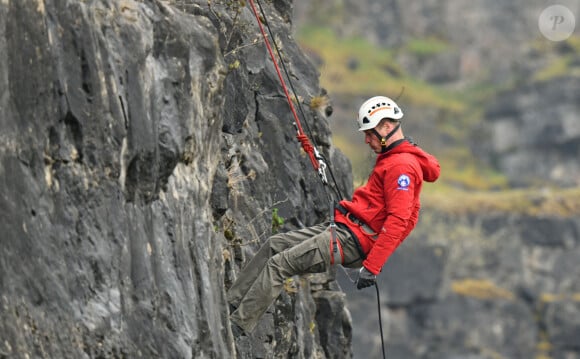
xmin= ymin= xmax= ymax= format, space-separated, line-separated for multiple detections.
xmin=364 ymin=130 xmax=382 ymax=153
xmin=363 ymin=122 xmax=390 ymax=153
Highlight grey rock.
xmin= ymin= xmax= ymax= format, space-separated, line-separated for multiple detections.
xmin=0 ymin=0 xmax=350 ymax=358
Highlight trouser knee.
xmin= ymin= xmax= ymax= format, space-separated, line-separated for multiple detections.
xmin=267 ymin=252 xmax=300 ymax=280
xmin=267 ymin=234 xmax=292 ymax=254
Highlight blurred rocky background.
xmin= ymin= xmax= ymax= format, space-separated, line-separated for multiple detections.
xmin=1 ymin=0 xmax=579 ymax=358
xmin=293 ymin=0 xmax=580 ymax=358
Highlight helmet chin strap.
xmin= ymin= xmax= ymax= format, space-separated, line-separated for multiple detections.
xmin=372 ymin=123 xmax=401 ymax=153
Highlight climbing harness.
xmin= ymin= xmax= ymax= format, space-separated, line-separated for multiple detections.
xmin=328 ymin=200 xmax=344 ymax=265
xmin=247 ymin=0 xmax=386 ymax=357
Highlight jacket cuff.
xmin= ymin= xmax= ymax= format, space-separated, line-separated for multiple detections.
xmin=362 ymin=260 xmax=381 ymax=275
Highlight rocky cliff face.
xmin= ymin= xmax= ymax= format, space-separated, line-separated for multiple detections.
xmin=480 ymin=76 xmax=580 ymax=187
xmin=0 ymin=0 xmax=352 ymax=358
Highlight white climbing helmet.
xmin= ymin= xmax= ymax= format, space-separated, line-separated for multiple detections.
xmin=356 ymin=96 xmax=403 ymax=131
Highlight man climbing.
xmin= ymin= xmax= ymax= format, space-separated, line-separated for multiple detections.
xmin=227 ymin=95 xmax=440 ymax=336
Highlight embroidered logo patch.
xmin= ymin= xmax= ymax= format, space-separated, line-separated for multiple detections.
xmin=397 ymin=174 xmax=410 ymax=190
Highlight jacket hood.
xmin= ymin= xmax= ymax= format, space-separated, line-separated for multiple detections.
xmin=378 ymin=139 xmax=440 ymax=182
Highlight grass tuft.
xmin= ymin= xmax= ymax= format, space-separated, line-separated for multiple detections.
xmin=451 ymin=279 xmax=514 ymax=300
xmin=421 ymin=186 xmax=580 ymax=217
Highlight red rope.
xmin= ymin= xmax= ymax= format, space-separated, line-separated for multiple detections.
xmin=296 ymin=134 xmax=314 ymax=154
xmin=248 ymin=0 xmax=319 ymax=171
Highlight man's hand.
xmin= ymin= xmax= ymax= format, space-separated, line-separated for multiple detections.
xmin=356 ymin=267 xmax=376 ymax=290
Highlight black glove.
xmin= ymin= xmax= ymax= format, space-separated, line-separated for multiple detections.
xmin=356 ymin=267 xmax=376 ymax=290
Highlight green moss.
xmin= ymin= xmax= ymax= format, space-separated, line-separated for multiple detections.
xmin=530 ymin=35 xmax=580 ymax=82
xmin=405 ymin=37 xmax=450 ymax=57
xmin=271 ymin=208 xmax=285 ymax=234
xmin=533 ymin=56 xmax=572 ymax=82
xmin=451 ymin=279 xmax=514 ymax=300
xmin=434 ymin=147 xmax=509 ymax=191
xmin=296 ymin=26 xmax=466 ymax=112
xmin=566 ymin=35 xmax=580 ymax=53
xmin=297 ymin=3 xmax=346 ymax=27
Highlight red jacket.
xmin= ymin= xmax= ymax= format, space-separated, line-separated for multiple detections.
xmin=335 ymin=139 xmax=440 ymax=275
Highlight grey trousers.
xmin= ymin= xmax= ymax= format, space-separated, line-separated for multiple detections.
xmin=227 ymin=223 xmax=363 ymax=333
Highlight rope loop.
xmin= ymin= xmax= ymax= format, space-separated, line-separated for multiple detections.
xmin=296 ymin=134 xmax=314 ymax=154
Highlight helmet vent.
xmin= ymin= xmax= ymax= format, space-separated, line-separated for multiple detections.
xmin=362 ymin=117 xmax=370 ymax=124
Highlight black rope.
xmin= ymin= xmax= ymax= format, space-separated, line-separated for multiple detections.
xmin=254 ymin=0 xmax=344 ymax=201
xmin=339 ymin=268 xmax=388 ymax=358
xmin=375 ymin=283 xmax=387 ymax=359
xmin=255 ymin=0 xmax=314 ymax=141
